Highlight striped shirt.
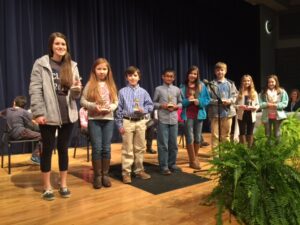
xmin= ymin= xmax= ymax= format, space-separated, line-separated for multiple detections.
xmin=116 ymin=84 xmax=153 ymax=128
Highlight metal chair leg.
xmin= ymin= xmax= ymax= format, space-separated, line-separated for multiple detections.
xmin=8 ymin=144 xmax=11 ymax=175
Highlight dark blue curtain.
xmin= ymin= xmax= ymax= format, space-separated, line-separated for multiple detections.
xmin=0 ymin=0 xmax=260 ymax=110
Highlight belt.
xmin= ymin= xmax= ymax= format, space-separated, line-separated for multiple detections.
xmin=123 ymin=116 xmax=145 ymax=121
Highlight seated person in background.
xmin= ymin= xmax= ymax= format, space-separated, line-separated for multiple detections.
xmin=145 ymin=110 xmax=158 ymax=154
xmin=79 ymin=107 xmax=88 ymax=134
xmin=5 ymin=96 xmax=41 ymax=164
xmin=285 ymin=88 xmax=300 ymax=112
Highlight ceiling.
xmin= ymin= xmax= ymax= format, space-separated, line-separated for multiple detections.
xmin=245 ymin=0 xmax=300 ymax=11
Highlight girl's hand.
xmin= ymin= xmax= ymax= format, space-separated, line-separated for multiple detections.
xmin=194 ymin=99 xmax=199 ymax=105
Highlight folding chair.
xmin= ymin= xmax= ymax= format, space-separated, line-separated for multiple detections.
xmin=73 ymin=108 xmax=90 ymax=162
xmin=0 ymin=113 xmax=40 ymax=174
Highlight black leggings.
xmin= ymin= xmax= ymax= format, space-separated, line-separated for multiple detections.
xmin=39 ymin=123 xmax=74 ymax=172
xmin=238 ymin=111 xmax=255 ymax=135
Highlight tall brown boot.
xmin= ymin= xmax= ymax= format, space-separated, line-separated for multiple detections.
xmin=239 ymin=135 xmax=246 ymax=145
xmin=187 ymin=144 xmax=200 ymax=169
xmin=102 ymin=159 xmax=112 ymax=187
xmin=92 ymin=160 xmax=102 ymax=189
xmin=246 ymin=135 xmax=254 ymax=148
xmin=194 ymin=143 xmax=200 ymax=156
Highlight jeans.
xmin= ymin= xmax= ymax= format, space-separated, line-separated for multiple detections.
xmin=157 ymin=122 xmax=178 ymax=171
xmin=184 ymin=118 xmax=203 ymax=145
xmin=88 ymin=120 xmax=114 ymax=160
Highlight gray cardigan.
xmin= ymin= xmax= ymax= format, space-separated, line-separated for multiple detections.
xmin=29 ymin=55 xmax=81 ymax=125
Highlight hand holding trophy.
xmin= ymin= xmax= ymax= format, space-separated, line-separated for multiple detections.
xmin=167 ymin=95 xmax=174 ymax=109
xmin=70 ymin=77 xmax=82 ymax=93
xmin=133 ymin=98 xmax=143 ymax=114
xmin=97 ymin=94 xmax=110 ymax=114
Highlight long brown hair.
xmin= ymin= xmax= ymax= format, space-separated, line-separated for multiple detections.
xmin=262 ymin=74 xmax=282 ymax=95
xmin=86 ymin=58 xmax=118 ymax=103
xmin=237 ymin=74 xmax=257 ymax=101
xmin=184 ymin=66 xmax=202 ymax=95
xmin=48 ymin=32 xmax=73 ymax=88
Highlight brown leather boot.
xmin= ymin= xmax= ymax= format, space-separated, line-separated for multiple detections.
xmin=102 ymin=159 xmax=112 ymax=187
xmin=194 ymin=143 xmax=200 ymax=156
xmin=239 ymin=135 xmax=246 ymax=145
xmin=246 ymin=135 xmax=254 ymax=148
xmin=187 ymin=144 xmax=200 ymax=169
xmin=92 ymin=160 xmax=102 ymax=189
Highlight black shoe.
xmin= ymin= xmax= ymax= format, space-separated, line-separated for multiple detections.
xmin=160 ymin=169 xmax=172 ymax=175
xmin=58 ymin=187 xmax=71 ymax=198
xmin=169 ymin=165 xmax=182 ymax=173
xmin=146 ymin=149 xmax=157 ymax=154
xmin=200 ymin=141 xmax=210 ymax=147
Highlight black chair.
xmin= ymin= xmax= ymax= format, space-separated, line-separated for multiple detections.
xmin=73 ymin=118 xmax=91 ymax=162
xmin=0 ymin=111 xmax=40 ymax=174
xmin=178 ymin=121 xmax=186 ymax=148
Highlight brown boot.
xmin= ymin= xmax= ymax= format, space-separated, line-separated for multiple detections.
xmin=102 ymin=159 xmax=112 ymax=187
xmin=187 ymin=144 xmax=200 ymax=169
xmin=246 ymin=135 xmax=254 ymax=148
xmin=194 ymin=143 xmax=200 ymax=157
xmin=92 ymin=160 xmax=102 ymax=189
xmin=239 ymin=135 xmax=246 ymax=145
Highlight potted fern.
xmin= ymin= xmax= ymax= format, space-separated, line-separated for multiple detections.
xmin=208 ymin=112 xmax=300 ymax=225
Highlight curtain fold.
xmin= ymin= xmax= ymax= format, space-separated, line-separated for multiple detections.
xmin=0 ymin=0 xmax=259 ymax=110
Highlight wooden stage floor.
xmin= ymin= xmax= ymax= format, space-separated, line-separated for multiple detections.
xmin=0 ymin=133 xmax=239 ymax=225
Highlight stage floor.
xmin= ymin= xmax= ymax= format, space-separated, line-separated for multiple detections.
xmin=0 ymin=133 xmax=239 ymax=225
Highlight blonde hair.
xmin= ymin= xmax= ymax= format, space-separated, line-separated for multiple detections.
xmin=214 ymin=62 xmax=227 ymax=71
xmin=85 ymin=58 xmax=118 ymax=103
xmin=237 ymin=74 xmax=257 ymax=101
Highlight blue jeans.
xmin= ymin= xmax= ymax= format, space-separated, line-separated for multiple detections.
xmin=184 ymin=118 xmax=203 ymax=145
xmin=88 ymin=120 xmax=114 ymax=160
xmin=157 ymin=122 xmax=178 ymax=171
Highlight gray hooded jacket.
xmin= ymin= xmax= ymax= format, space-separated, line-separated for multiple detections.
xmin=29 ymin=55 xmax=81 ymax=125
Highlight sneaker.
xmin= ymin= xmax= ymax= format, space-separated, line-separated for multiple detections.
xmin=30 ymin=156 xmax=40 ymax=165
xmin=58 ymin=187 xmax=71 ymax=198
xmin=169 ymin=165 xmax=182 ymax=173
xmin=135 ymin=171 xmax=151 ymax=179
xmin=160 ymin=169 xmax=172 ymax=175
xmin=122 ymin=174 xmax=132 ymax=184
xmin=41 ymin=189 xmax=55 ymax=201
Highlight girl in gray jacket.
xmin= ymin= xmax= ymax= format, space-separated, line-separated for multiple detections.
xmin=29 ymin=32 xmax=82 ymax=201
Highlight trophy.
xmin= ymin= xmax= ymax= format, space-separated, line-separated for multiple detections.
xmin=167 ymin=95 xmax=174 ymax=108
xmin=189 ymin=89 xmax=196 ymax=102
xmin=133 ymin=98 xmax=140 ymax=112
xmin=98 ymin=94 xmax=109 ymax=112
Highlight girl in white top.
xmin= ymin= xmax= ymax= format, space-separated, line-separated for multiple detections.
xmin=80 ymin=58 xmax=118 ymax=189
xmin=235 ymin=74 xmax=259 ymax=147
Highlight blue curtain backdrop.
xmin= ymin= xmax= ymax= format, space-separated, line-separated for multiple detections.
xmin=0 ymin=0 xmax=260 ymax=110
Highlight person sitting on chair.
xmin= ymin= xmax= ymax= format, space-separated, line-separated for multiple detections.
xmin=145 ymin=110 xmax=158 ymax=154
xmin=5 ymin=96 xmax=41 ymax=164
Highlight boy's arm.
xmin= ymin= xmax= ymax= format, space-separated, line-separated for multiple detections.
xmin=153 ymin=88 xmax=161 ymax=109
xmin=115 ymin=92 xmax=124 ymax=129
xmin=143 ymin=91 xmax=154 ymax=114
xmin=227 ymin=81 xmax=238 ymax=105
xmin=176 ymin=88 xmax=182 ymax=109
